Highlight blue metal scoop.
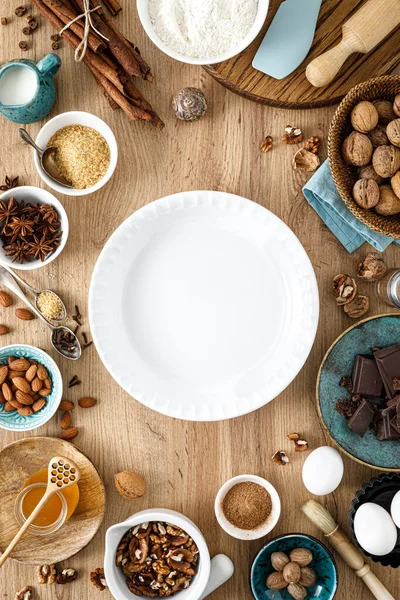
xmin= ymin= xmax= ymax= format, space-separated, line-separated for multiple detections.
xmin=252 ymin=0 xmax=322 ymax=80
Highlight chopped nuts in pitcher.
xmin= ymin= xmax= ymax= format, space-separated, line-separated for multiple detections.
xmin=116 ymin=522 xmax=199 ymax=597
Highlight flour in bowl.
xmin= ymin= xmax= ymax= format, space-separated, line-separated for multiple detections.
xmin=148 ymin=0 xmax=259 ymax=59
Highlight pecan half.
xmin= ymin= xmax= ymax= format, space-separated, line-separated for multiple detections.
xmin=56 ymin=568 xmax=77 ymax=584
xmin=90 ymin=568 xmax=107 ymax=591
xmin=272 ymin=450 xmax=289 ymax=465
xmin=260 ymin=136 xmax=273 ymax=153
xmin=15 ymin=587 xmax=32 ymax=600
xmin=287 ymin=432 xmax=309 ymax=452
xmin=37 ymin=563 xmax=57 ymax=584
xmin=282 ymin=125 xmax=303 ymax=144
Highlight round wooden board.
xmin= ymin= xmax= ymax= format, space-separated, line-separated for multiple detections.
xmin=0 ymin=437 xmax=105 ymax=564
xmin=203 ymin=0 xmax=400 ymax=108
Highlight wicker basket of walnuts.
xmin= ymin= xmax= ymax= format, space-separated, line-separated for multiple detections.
xmin=328 ymin=76 xmax=400 ymax=239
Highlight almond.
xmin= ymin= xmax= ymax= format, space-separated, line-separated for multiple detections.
xmin=32 ymin=398 xmax=46 ymax=412
xmin=2 ymin=382 xmax=12 ymax=402
xmin=9 ymin=370 xmax=26 ymax=379
xmin=44 ymin=378 xmax=52 ymax=390
xmin=16 ymin=390 xmax=34 ymax=405
xmin=4 ymin=402 xmax=15 ymax=412
xmin=9 ymin=398 xmax=23 ymax=409
xmin=37 ymin=364 xmax=48 ymax=381
xmin=114 ymin=470 xmax=146 ymax=500
xmin=61 ymin=427 xmax=78 ymax=440
xmin=0 ymin=365 xmax=8 ymax=385
xmin=60 ymin=411 xmax=71 ymax=430
xmin=25 ymin=364 xmax=37 ymax=382
xmin=0 ymin=392 xmax=5 ymax=404
xmin=18 ymin=406 xmax=33 ymax=417
xmin=78 ymin=397 xmax=97 ymax=408
xmin=58 ymin=400 xmax=75 ymax=411
xmin=0 ymin=325 xmax=9 ymax=335
xmin=38 ymin=388 xmax=51 ymax=397
xmin=12 ymin=377 xmax=31 ymax=394
xmin=15 ymin=308 xmax=35 ymax=321
xmin=31 ymin=377 xmax=43 ymax=392
xmin=0 ymin=291 xmax=13 ymax=307
xmin=8 ymin=356 xmax=16 ymax=365
xmin=9 ymin=358 xmax=30 ymax=371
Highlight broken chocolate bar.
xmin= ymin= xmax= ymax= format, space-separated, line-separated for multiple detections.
xmin=352 ymin=354 xmax=383 ymax=397
xmin=348 ymin=399 xmax=375 ymax=437
xmin=373 ymin=344 xmax=400 ymax=399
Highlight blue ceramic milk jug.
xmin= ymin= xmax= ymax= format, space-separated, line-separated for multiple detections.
xmin=0 ymin=54 xmax=61 ymax=124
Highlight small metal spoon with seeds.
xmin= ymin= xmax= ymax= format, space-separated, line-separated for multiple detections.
xmin=19 ymin=128 xmax=73 ymax=188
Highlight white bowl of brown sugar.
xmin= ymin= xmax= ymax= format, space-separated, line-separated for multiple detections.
xmin=215 ymin=474 xmax=281 ymax=541
xmin=33 ymin=111 xmax=118 ymax=197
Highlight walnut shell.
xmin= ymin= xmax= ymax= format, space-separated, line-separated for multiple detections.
xmin=372 ymin=145 xmax=400 ymax=178
xmin=373 ymin=100 xmax=396 ymax=125
xmin=368 ymin=125 xmax=389 ymax=148
xmin=343 ymin=295 xmax=369 ymax=319
xmin=375 ymin=184 xmax=400 ymax=215
xmin=394 ymin=94 xmax=400 ymax=118
xmin=351 ymin=101 xmax=379 ymax=133
xmin=293 ymin=148 xmax=320 ymax=171
xmin=357 ymin=252 xmax=386 ymax=281
xmin=391 ymin=170 xmax=400 ymax=199
xmin=342 ymin=131 xmax=373 ymax=166
xmin=114 ymin=469 xmax=146 ymax=500
xmin=358 ymin=164 xmax=383 ymax=184
xmin=352 ymin=179 xmax=380 ymax=209
xmin=333 ymin=274 xmax=357 ymax=305
xmin=387 ymin=119 xmax=400 ymax=147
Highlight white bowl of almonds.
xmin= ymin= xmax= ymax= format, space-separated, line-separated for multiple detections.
xmin=33 ymin=111 xmax=118 ymax=197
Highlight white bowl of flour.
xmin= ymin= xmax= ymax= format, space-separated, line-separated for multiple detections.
xmin=137 ymin=0 xmax=269 ymax=65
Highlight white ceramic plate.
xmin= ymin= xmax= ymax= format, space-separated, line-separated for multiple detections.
xmin=89 ymin=191 xmax=319 ymax=421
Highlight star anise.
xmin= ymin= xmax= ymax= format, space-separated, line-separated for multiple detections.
xmin=3 ymin=240 xmax=31 ymax=263
xmin=0 ymin=196 xmax=19 ymax=225
xmin=0 ymin=175 xmax=19 ymax=191
xmin=8 ymin=215 xmax=35 ymax=238
xmin=28 ymin=234 xmax=54 ymax=261
xmin=47 ymin=230 xmax=63 ymax=248
xmin=35 ymin=219 xmax=61 ymax=237
xmin=38 ymin=204 xmax=59 ymax=223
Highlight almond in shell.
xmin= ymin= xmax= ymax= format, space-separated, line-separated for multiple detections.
xmin=13 ymin=377 xmax=31 ymax=393
xmin=114 ymin=470 xmax=146 ymax=500
xmin=61 ymin=427 xmax=78 ymax=440
xmin=0 ymin=291 xmax=12 ymax=307
xmin=78 ymin=397 xmax=97 ymax=408
xmin=15 ymin=308 xmax=35 ymax=321
xmin=32 ymin=398 xmax=46 ymax=412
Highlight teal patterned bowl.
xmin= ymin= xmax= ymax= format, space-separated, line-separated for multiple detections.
xmin=0 ymin=345 xmax=62 ymax=432
xmin=250 ymin=533 xmax=338 ymax=600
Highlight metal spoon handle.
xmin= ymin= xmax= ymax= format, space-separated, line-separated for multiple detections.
xmin=18 ymin=128 xmax=44 ymax=156
xmin=0 ymin=264 xmax=38 ymax=296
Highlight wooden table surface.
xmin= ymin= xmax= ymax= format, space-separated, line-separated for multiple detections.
xmin=0 ymin=3 xmax=399 ymax=599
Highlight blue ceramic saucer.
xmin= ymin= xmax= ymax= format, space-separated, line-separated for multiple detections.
xmin=250 ymin=533 xmax=338 ymax=600
xmin=317 ymin=314 xmax=400 ymax=472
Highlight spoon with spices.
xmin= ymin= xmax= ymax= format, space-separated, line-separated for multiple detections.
xmin=0 ymin=264 xmax=66 ymax=323
xmin=18 ymin=128 xmax=73 ymax=188
xmin=0 ymin=267 xmax=81 ymax=360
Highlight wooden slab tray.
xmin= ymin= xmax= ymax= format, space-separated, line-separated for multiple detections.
xmin=203 ymin=0 xmax=400 ymax=108
xmin=0 ymin=437 xmax=105 ymax=564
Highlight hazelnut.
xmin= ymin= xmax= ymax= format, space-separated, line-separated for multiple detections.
xmin=333 ymin=274 xmax=357 ymax=305
xmin=283 ymin=562 xmax=301 ymax=584
xmin=266 ymin=571 xmax=287 ymax=590
xmin=358 ymin=164 xmax=383 ymax=184
xmin=357 ymin=252 xmax=386 ymax=281
xmin=342 ymin=131 xmax=373 ymax=166
xmin=373 ymin=100 xmax=396 ymax=125
xmin=394 ymin=93 xmax=400 ymax=118
xmin=289 ymin=548 xmax=313 ymax=567
xmin=343 ymin=295 xmax=369 ymax=319
xmin=372 ymin=145 xmax=400 ymax=177
xmin=287 ymin=582 xmax=307 ymax=600
xmin=387 ymin=119 xmax=400 ymax=147
xmin=375 ymin=184 xmax=400 ymax=215
xmin=368 ymin=125 xmax=389 ymax=148
xmin=351 ymin=101 xmax=379 ymax=132
xmin=352 ymin=179 xmax=380 ymax=209
xmin=114 ymin=469 xmax=146 ymax=500
xmin=391 ymin=170 xmax=400 ymax=199
xmin=271 ymin=552 xmax=290 ymax=571
xmin=299 ymin=567 xmax=317 ymax=588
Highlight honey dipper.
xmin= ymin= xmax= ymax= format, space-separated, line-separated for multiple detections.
xmin=301 ymin=500 xmax=395 ymax=600
xmin=0 ymin=456 xmax=80 ymax=567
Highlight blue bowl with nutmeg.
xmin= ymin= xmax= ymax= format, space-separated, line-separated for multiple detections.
xmin=250 ymin=533 xmax=337 ymax=600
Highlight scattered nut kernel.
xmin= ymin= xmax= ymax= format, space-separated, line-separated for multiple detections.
xmin=282 ymin=126 xmax=303 ymax=145
xmin=303 ymin=136 xmax=320 ymax=154
xmin=287 ymin=432 xmax=308 ymax=452
xmin=37 ymin=563 xmax=57 ymax=584
xmin=15 ymin=586 xmax=32 ymax=600
xmin=333 ymin=274 xmax=357 ymax=306
xmin=272 ymin=450 xmax=289 ymax=466
xmin=90 ymin=568 xmax=107 ymax=590
xmin=1 ymin=17 xmax=7 ymax=25
xmin=56 ymin=568 xmax=77 ymax=584
xmin=260 ymin=136 xmax=273 ymax=153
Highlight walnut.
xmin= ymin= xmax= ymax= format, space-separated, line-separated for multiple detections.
xmin=283 ymin=562 xmax=301 ymax=584
xmin=15 ymin=587 xmax=32 ymax=600
xmin=387 ymin=119 xmax=400 ymax=147
xmin=394 ymin=94 xmax=400 ymax=118
xmin=357 ymin=252 xmax=386 ymax=281
xmin=333 ymin=274 xmax=357 ymax=305
xmin=271 ymin=552 xmax=290 ymax=571
xmin=287 ymin=582 xmax=307 ymax=600
xmin=375 ymin=184 xmax=400 ymax=215
xmin=37 ymin=563 xmax=57 ymax=584
xmin=372 ymin=145 xmax=400 ymax=177
xmin=287 ymin=432 xmax=308 ymax=452
xmin=368 ymin=125 xmax=389 ymax=147
xmin=272 ymin=450 xmax=289 ymax=465
xmin=114 ymin=469 xmax=146 ymax=499
xmin=303 ymin=136 xmax=321 ymax=154
xmin=90 ymin=568 xmax=107 ymax=590
xmin=343 ymin=295 xmax=369 ymax=319
xmin=282 ymin=125 xmax=303 ymax=144
xmin=358 ymin=164 xmax=383 ymax=184
xmin=352 ymin=179 xmax=380 ymax=209
xmin=260 ymin=136 xmax=273 ymax=152
xmin=56 ymin=568 xmax=77 ymax=584
xmin=266 ymin=571 xmax=287 ymax=590
xmin=373 ymin=100 xmax=396 ymax=125
xmin=391 ymin=170 xmax=400 ymax=199
xmin=351 ymin=101 xmax=379 ymax=133
xmin=342 ymin=131 xmax=373 ymax=166
xmin=293 ymin=148 xmax=320 ymax=171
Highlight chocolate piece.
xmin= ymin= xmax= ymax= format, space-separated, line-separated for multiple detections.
xmin=387 ymin=394 xmax=400 ymax=408
xmin=339 ymin=376 xmax=353 ymax=390
xmin=393 ymin=377 xmax=400 ymax=391
xmin=352 ymin=354 xmax=383 ymax=397
xmin=391 ymin=415 xmax=400 ymax=434
xmin=383 ymin=414 xmax=400 ymax=440
xmin=373 ymin=344 xmax=400 ymax=399
xmin=348 ymin=399 xmax=375 ymax=437
xmin=335 ymin=396 xmax=362 ymax=419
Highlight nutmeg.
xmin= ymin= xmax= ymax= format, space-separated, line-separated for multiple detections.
xmin=373 ymin=100 xmax=396 ymax=125
xmin=342 ymin=131 xmax=373 ymax=166
xmin=283 ymin=562 xmax=301 ymax=584
xmin=289 ymin=548 xmax=313 ymax=567
xmin=394 ymin=93 xmax=400 ymax=118
xmin=372 ymin=145 xmax=400 ymax=178
xmin=350 ymin=101 xmax=378 ymax=133
xmin=266 ymin=571 xmax=287 ymax=590
xmin=387 ymin=119 xmax=400 ymax=147
xmin=299 ymin=567 xmax=317 ymax=588
xmin=352 ymin=179 xmax=380 ymax=210
xmin=287 ymin=582 xmax=307 ymax=600
xmin=375 ymin=185 xmax=400 ymax=215
xmin=368 ymin=125 xmax=389 ymax=148
xmin=358 ymin=164 xmax=383 ymax=184
xmin=391 ymin=170 xmax=400 ymax=199
xmin=271 ymin=552 xmax=290 ymax=572
xmin=114 ymin=469 xmax=146 ymax=500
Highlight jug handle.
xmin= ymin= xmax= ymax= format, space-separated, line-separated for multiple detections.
xmin=199 ymin=554 xmax=234 ymax=599
xmin=36 ymin=53 xmax=62 ymax=78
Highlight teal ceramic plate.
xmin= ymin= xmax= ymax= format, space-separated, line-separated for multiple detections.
xmin=317 ymin=314 xmax=400 ymax=472
xmin=250 ymin=533 xmax=338 ymax=599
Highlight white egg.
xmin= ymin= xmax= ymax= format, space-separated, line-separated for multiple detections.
xmin=302 ymin=446 xmax=344 ymax=495
xmin=390 ymin=490 xmax=400 ymax=528
xmin=354 ymin=503 xmax=397 ymax=556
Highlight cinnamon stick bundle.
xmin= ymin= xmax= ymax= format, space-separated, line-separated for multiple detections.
xmin=102 ymin=0 xmax=122 ymax=17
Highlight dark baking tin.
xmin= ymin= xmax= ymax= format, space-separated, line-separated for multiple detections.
xmin=349 ymin=473 xmax=400 ymax=567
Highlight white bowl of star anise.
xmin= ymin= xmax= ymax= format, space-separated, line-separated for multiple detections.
xmin=0 ymin=186 xmax=69 ymax=270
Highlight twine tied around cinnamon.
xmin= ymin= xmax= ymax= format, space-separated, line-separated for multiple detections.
xmin=59 ymin=0 xmax=109 ymax=62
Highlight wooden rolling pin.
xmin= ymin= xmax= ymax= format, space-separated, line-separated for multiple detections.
xmin=306 ymin=0 xmax=400 ymax=87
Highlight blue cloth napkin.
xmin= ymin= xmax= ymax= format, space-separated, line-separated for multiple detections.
xmin=303 ymin=160 xmax=399 ymax=253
